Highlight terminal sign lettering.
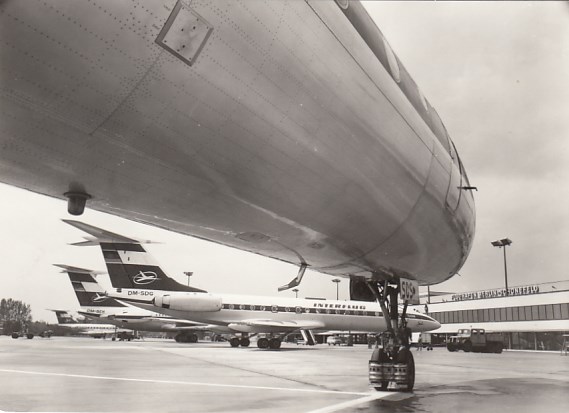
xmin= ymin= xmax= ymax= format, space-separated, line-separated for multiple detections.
xmin=452 ymin=285 xmax=539 ymax=301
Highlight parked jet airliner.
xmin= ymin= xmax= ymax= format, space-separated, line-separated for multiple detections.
xmin=65 ymin=220 xmax=441 ymax=349
xmin=2 ymin=0 xmax=473 ymax=389
xmin=56 ymin=264 xmax=223 ymax=342
xmin=49 ymin=309 xmax=131 ymax=339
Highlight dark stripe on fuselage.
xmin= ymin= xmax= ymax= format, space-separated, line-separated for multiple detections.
xmin=221 ymin=303 xmax=384 ymax=318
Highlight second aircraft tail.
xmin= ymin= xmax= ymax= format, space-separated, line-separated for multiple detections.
xmin=63 ymin=220 xmax=206 ymax=293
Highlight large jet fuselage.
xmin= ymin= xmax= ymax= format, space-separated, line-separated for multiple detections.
xmin=116 ymin=291 xmax=440 ymax=334
xmin=0 ymin=1 xmax=475 ymax=285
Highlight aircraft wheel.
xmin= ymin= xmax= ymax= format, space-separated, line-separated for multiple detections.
xmin=397 ymin=349 xmax=415 ymax=392
xmin=257 ymin=338 xmax=269 ymax=349
xmin=229 ymin=337 xmax=240 ymax=348
xmin=371 ymin=349 xmax=389 ymax=391
xmin=188 ymin=333 xmax=198 ymax=343
xmin=269 ymin=338 xmax=281 ymax=349
xmin=463 ymin=340 xmax=472 ymax=352
xmin=240 ymin=337 xmax=250 ymax=347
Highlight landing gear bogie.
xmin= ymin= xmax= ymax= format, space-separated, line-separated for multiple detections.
xmin=175 ymin=332 xmax=198 ymax=343
xmin=257 ymin=338 xmax=269 ymax=349
xmin=269 ymin=338 xmax=281 ymax=349
xmin=366 ymin=280 xmax=417 ymax=392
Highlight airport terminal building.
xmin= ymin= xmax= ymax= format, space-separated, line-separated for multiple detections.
xmin=421 ymin=280 xmax=569 ymax=351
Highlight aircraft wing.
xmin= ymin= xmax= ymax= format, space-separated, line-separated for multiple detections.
xmin=228 ymin=319 xmax=324 ymax=334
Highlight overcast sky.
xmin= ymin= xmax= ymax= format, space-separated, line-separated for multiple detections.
xmin=1 ymin=2 xmax=568 ymax=323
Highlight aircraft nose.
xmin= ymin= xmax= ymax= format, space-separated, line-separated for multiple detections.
xmin=430 ymin=317 xmax=441 ymax=330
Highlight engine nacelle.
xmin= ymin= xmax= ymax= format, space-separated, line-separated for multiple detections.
xmin=154 ymin=293 xmax=222 ymax=312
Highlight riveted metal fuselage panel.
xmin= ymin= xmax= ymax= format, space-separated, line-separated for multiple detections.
xmin=0 ymin=0 xmax=475 ymax=285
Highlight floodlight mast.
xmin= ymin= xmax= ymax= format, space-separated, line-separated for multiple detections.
xmin=491 ymin=238 xmax=513 ymax=295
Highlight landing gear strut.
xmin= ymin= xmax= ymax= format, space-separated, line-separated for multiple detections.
xmin=367 ymin=280 xmax=415 ymax=392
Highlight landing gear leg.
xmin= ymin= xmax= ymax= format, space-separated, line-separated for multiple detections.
xmin=367 ymin=280 xmax=415 ymax=392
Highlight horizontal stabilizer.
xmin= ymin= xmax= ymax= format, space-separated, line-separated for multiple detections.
xmin=53 ymin=264 xmax=105 ymax=275
xmin=63 ymin=220 xmax=140 ymax=243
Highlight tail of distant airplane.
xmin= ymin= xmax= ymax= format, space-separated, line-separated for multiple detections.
xmin=54 ymin=264 xmax=126 ymax=308
xmin=50 ymin=310 xmax=78 ymax=325
xmin=63 ymin=220 xmax=206 ymax=293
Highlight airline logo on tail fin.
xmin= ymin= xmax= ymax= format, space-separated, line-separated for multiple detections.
xmin=63 ymin=220 xmax=206 ymax=293
xmin=132 ymin=271 xmax=160 ymax=285
xmin=91 ymin=293 xmax=109 ymax=303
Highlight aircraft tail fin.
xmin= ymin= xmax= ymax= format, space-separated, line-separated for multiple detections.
xmin=54 ymin=264 xmax=126 ymax=308
xmin=49 ymin=309 xmax=78 ymax=325
xmin=63 ymin=220 xmax=206 ymax=293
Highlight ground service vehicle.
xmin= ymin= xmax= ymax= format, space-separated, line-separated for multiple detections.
xmin=327 ymin=336 xmax=342 ymax=346
xmin=447 ymin=329 xmax=503 ymax=353
xmin=11 ymin=331 xmax=34 ymax=339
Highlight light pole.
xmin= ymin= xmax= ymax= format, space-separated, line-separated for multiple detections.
xmin=332 ymin=278 xmax=341 ymax=300
xmin=491 ymin=238 xmax=512 ymax=295
xmin=292 ymin=288 xmax=299 ymax=298
xmin=183 ymin=271 xmax=193 ymax=286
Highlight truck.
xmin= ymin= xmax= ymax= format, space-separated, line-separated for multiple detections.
xmin=447 ymin=328 xmax=503 ymax=353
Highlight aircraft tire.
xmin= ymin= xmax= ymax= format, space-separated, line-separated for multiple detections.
xmin=396 ymin=349 xmax=415 ymax=392
xmin=371 ymin=349 xmax=389 ymax=391
xmin=257 ymin=338 xmax=269 ymax=349
xmin=229 ymin=337 xmax=240 ymax=348
xmin=269 ymin=338 xmax=281 ymax=349
xmin=188 ymin=333 xmax=198 ymax=343
xmin=240 ymin=338 xmax=250 ymax=347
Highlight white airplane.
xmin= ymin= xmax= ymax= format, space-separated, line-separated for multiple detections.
xmin=65 ymin=220 xmax=441 ymax=350
xmin=0 ymin=1 xmax=475 ymax=285
xmin=55 ymin=264 xmax=223 ymax=343
xmin=1 ymin=1 xmax=474 ymax=390
xmin=49 ymin=309 xmax=131 ymax=340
